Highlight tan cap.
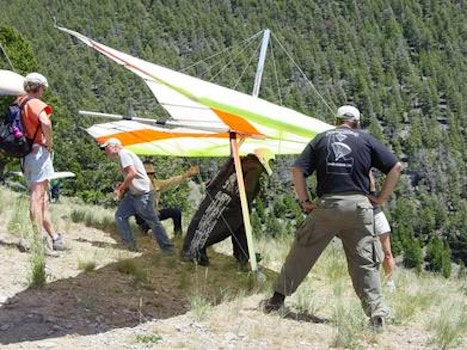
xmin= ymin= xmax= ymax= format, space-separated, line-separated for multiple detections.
xmin=144 ymin=163 xmax=155 ymax=174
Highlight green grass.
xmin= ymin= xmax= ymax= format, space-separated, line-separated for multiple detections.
xmin=135 ymin=333 xmax=162 ymax=344
xmin=78 ymin=259 xmax=97 ymax=272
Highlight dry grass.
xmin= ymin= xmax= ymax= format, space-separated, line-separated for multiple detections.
xmin=1 ymin=186 xmax=467 ymax=348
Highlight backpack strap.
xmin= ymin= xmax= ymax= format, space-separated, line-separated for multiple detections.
xmin=18 ymin=96 xmax=35 ymax=110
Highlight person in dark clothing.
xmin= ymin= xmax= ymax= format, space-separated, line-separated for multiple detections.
xmin=181 ymin=148 xmax=275 ymax=270
xmin=136 ymin=163 xmax=199 ymax=236
xmin=260 ymin=105 xmax=402 ymax=332
xmin=50 ymin=178 xmax=60 ymax=203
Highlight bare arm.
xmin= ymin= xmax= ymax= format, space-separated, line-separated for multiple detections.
xmin=292 ymin=166 xmax=316 ymax=213
xmin=114 ymin=165 xmax=137 ymax=200
xmin=372 ymin=162 xmax=402 ymax=205
xmin=154 ymin=165 xmax=199 ymax=192
xmin=369 ymin=169 xmax=376 ymax=192
xmin=38 ymin=110 xmax=53 ymax=151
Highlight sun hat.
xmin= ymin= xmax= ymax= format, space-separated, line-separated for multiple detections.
xmin=100 ymin=137 xmax=122 ymax=148
xmin=336 ymin=105 xmax=361 ymax=121
xmin=24 ymin=72 xmax=49 ymax=88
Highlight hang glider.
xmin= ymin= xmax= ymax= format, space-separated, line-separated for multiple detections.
xmin=57 ymin=25 xmax=334 ymax=274
xmin=56 ymin=26 xmax=333 ymax=156
xmin=0 ymin=70 xmax=25 ymax=96
xmin=10 ymin=171 xmax=76 ymax=180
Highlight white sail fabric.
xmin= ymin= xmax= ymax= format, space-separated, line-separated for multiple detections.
xmin=0 ymin=70 xmax=25 ymax=96
xmin=57 ymin=26 xmax=333 ymax=156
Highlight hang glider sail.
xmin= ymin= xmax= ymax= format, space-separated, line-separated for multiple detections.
xmin=57 ymin=25 xmax=334 ymax=274
xmin=56 ymin=26 xmax=333 ymax=157
xmin=0 ymin=70 xmax=25 ymax=96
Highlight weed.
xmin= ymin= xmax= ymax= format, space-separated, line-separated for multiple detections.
xmin=28 ymin=233 xmax=46 ymax=288
xmin=135 ymin=332 xmax=162 ymax=344
xmin=428 ymin=300 xmax=467 ymax=349
xmin=78 ymin=259 xmax=96 ymax=272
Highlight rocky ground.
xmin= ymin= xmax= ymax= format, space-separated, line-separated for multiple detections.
xmin=0 ymin=198 xmax=463 ymax=349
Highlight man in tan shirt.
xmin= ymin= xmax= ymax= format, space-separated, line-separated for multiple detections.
xmin=136 ymin=162 xmax=199 ymax=236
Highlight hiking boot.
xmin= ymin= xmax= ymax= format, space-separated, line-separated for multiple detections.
xmin=369 ymin=316 xmax=384 ymax=333
xmin=180 ymin=250 xmax=194 ymax=263
xmin=236 ymin=260 xmax=249 ymax=272
xmin=139 ymin=225 xmax=150 ymax=235
xmin=161 ymin=247 xmax=175 ymax=255
xmin=196 ymin=250 xmax=210 ymax=266
xmin=386 ymin=280 xmax=396 ymax=292
xmin=259 ymin=297 xmax=284 ymax=314
xmin=43 ymin=237 xmax=60 ymax=257
xmin=52 ymin=233 xmax=66 ymax=251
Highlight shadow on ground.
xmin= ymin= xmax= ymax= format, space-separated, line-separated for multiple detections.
xmin=0 ymin=234 xmax=277 ymax=345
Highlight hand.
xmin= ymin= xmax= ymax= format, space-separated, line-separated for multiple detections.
xmin=301 ymin=200 xmax=317 ymax=213
xmin=369 ymin=194 xmax=383 ymax=206
xmin=186 ymin=165 xmax=199 ymax=178
xmin=113 ymin=188 xmax=121 ymax=201
xmin=46 ymin=141 xmax=53 ymax=152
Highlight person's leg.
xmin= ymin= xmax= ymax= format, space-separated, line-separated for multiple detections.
xmin=339 ymin=195 xmax=388 ymax=322
xmin=182 ymin=195 xmax=211 ymax=255
xmin=261 ymin=210 xmax=335 ymax=313
xmin=41 ymin=181 xmax=56 ymax=236
xmin=115 ymin=193 xmax=137 ymax=249
xmin=273 ymin=210 xmax=335 ymax=296
xmin=134 ymin=191 xmax=173 ymax=252
xmin=184 ymin=190 xmax=232 ymax=261
xmin=135 ymin=213 xmax=150 ymax=234
xmin=159 ymin=207 xmax=182 ymax=235
xmin=29 ymin=180 xmax=47 ymax=236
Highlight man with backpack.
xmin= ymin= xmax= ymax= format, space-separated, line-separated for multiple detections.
xmin=20 ymin=73 xmax=65 ymax=256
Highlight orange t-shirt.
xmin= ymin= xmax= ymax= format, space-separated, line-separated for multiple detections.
xmin=18 ymin=96 xmax=53 ymax=146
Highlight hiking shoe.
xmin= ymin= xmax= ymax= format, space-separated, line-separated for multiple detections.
xmin=386 ymin=280 xmax=396 ymax=292
xmin=43 ymin=237 xmax=60 ymax=257
xmin=139 ymin=225 xmax=150 ymax=235
xmin=52 ymin=233 xmax=66 ymax=251
xmin=369 ymin=316 xmax=384 ymax=333
xmin=180 ymin=250 xmax=195 ymax=262
xmin=236 ymin=260 xmax=249 ymax=272
xmin=259 ymin=297 xmax=284 ymax=314
xmin=161 ymin=248 xmax=175 ymax=255
xmin=127 ymin=244 xmax=141 ymax=253
xmin=196 ymin=250 xmax=210 ymax=266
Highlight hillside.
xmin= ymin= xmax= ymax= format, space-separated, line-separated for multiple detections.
xmin=0 ymin=2 xmax=466 ymax=275
xmin=1 ymin=187 xmax=466 ymax=349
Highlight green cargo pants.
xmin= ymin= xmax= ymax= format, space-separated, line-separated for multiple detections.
xmin=274 ymin=193 xmax=387 ymax=318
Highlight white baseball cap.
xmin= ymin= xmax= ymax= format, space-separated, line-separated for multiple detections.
xmin=337 ymin=105 xmax=361 ymax=121
xmin=24 ymin=72 xmax=49 ymax=88
xmin=100 ymin=137 xmax=122 ymax=148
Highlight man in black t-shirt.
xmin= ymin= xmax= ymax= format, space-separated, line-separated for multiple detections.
xmin=260 ymin=105 xmax=402 ymax=332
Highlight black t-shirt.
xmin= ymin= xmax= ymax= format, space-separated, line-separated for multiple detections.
xmin=294 ymin=128 xmax=398 ymax=197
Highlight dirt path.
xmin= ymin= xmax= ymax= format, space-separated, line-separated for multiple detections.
xmin=0 ymin=199 xmax=460 ymax=349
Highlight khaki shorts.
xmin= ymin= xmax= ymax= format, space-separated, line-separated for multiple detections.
xmin=23 ymin=146 xmax=54 ymax=185
xmin=374 ymin=211 xmax=391 ymax=235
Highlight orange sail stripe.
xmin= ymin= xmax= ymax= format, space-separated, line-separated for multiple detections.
xmin=212 ymin=108 xmax=262 ymax=136
xmin=96 ymin=129 xmax=230 ymax=146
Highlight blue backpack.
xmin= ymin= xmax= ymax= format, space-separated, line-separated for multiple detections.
xmin=0 ymin=97 xmax=39 ymax=158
